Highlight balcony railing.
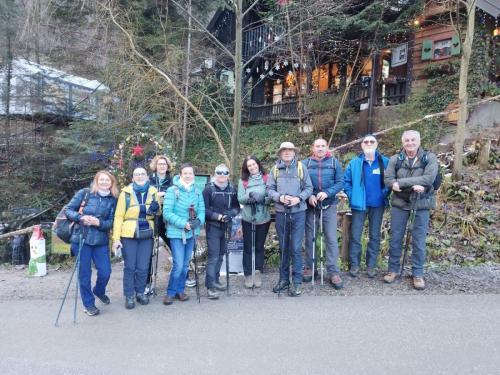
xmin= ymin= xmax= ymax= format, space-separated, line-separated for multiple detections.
xmin=243 ymin=24 xmax=286 ymax=60
xmin=246 ymin=100 xmax=302 ymax=122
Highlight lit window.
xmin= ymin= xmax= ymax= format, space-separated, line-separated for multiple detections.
xmin=433 ymin=39 xmax=452 ymax=59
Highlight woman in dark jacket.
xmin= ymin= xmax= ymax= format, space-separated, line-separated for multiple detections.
xmin=149 ymin=155 xmax=173 ymax=245
xmin=65 ymin=170 xmax=119 ymax=317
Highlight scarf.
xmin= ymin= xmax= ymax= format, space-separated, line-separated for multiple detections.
xmin=133 ymin=181 xmax=150 ymax=193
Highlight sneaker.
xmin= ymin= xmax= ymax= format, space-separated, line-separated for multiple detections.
xmin=413 ymin=277 xmax=425 ymax=290
xmin=289 ymin=284 xmax=302 ymax=297
xmin=214 ymin=281 xmax=227 ymax=292
xmin=244 ymin=275 xmax=253 ymax=289
xmin=144 ymin=285 xmax=154 ymax=296
xmin=254 ymin=270 xmax=262 ymax=288
xmin=175 ymin=293 xmax=190 ymax=302
xmin=125 ymin=296 xmax=135 ymax=309
xmin=84 ymin=306 xmax=100 ymax=316
xmin=94 ymin=293 xmax=110 ymax=305
xmin=136 ymin=293 xmax=150 ymax=305
xmin=366 ymin=267 xmax=377 ymax=278
xmin=349 ymin=266 xmax=360 ymax=278
xmin=330 ymin=274 xmax=344 ymax=290
xmin=302 ymin=267 xmax=312 ymax=283
xmin=384 ymin=272 xmax=398 ymax=284
xmin=185 ymin=279 xmax=197 ymax=288
xmin=207 ymin=288 xmax=219 ymax=300
xmin=272 ymin=279 xmax=290 ymax=293
xmin=163 ymin=295 xmax=173 ymax=305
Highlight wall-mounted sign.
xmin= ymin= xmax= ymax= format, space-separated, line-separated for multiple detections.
xmin=391 ymin=43 xmax=408 ymax=67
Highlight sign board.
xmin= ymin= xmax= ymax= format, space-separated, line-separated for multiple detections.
xmin=391 ymin=43 xmax=408 ymax=67
xmin=221 ymin=215 xmax=244 ymax=274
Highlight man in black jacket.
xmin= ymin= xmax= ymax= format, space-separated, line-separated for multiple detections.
xmin=203 ymin=164 xmax=240 ymax=300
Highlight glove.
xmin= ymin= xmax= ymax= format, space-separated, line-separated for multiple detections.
xmin=189 ymin=218 xmax=201 ymax=230
xmin=249 ymin=191 xmax=265 ymax=203
xmin=247 ymin=197 xmax=257 ymax=205
xmin=221 ymin=215 xmax=232 ymax=223
xmin=147 ymin=199 xmax=160 ymax=215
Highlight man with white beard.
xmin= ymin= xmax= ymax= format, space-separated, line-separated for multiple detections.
xmin=343 ymin=134 xmax=390 ymax=278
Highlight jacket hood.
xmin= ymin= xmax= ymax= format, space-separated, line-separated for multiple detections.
xmin=276 ymin=158 xmax=297 ymax=169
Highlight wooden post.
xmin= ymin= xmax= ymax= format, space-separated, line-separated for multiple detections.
xmin=478 ymin=138 xmax=491 ymax=169
xmin=340 ymin=212 xmax=352 ymax=263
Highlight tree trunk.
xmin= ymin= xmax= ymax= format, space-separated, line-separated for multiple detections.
xmin=230 ymin=0 xmax=243 ymax=181
xmin=180 ymin=0 xmax=192 ymax=161
xmin=452 ymin=0 xmax=476 ymax=180
xmin=478 ymin=138 xmax=491 ymax=169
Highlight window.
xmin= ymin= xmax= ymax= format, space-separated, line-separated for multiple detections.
xmin=433 ymin=39 xmax=452 ymax=59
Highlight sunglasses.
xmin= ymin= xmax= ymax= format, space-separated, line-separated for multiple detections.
xmin=215 ymin=170 xmax=229 ymax=176
xmin=363 ymin=140 xmax=376 ymax=144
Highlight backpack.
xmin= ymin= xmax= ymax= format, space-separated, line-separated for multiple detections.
xmin=53 ymin=189 xmax=90 ymax=243
xmin=395 ymin=151 xmax=442 ymax=191
xmin=272 ymin=161 xmax=305 ymax=183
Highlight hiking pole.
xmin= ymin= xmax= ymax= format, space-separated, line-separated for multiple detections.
xmin=400 ymin=192 xmax=419 ymax=278
xmin=311 ymin=206 xmax=317 ymax=286
xmin=286 ymin=205 xmax=292 ymax=296
xmin=319 ymin=201 xmax=325 ymax=286
xmin=224 ymin=221 xmax=231 ymax=296
xmin=54 ymin=233 xmax=84 ymax=327
xmin=189 ymin=205 xmax=201 ymax=303
xmin=251 ymin=203 xmax=257 ymax=290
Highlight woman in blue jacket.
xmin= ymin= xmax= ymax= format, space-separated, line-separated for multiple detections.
xmin=162 ymin=163 xmax=205 ymax=305
xmin=343 ymin=135 xmax=389 ymax=278
xmin=65 ymin=170 xmax=119 ymax=316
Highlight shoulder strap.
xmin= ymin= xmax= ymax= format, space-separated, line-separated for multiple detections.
xmin=377 ymin=154 xmax=385 ymax=189
xmin=124 ymin=191 xmax=131 ymax=211
xmin=297 ymin=161 xmax=304 ymax=181
xmin=272 ymin=165 xmax=278 ymax=180
xmin=78 ymin=188 xmax=91 ymax=214
xmin=242 ymin=179 xmax=249 ymax=189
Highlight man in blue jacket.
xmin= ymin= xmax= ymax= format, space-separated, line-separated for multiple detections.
xmin=344 ymin=134 xmax=389 ymax=278
xmin=302 ymin=138 xmax=344 ymax=289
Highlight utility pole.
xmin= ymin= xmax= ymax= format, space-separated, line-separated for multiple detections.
xmin=180 ymin=0 xmax=192 ymax=161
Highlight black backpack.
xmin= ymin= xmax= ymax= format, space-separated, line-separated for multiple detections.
xmin=52 ymin=189 xmax=90 ymax=243
xmin=395 ymin=151 xmax=442 ymax=191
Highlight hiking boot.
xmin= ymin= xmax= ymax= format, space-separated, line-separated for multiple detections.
xmin=384 ymin=272 xmax=398 ymax=284
xmin=207 ymin=288 xmax=219 ymax=300
xmin=272 ymin=279 xmax=290 ymax=293
xmin=413 ymin=277 xmax=426 ymax=290
xmin=163 ymin=295 xmax=173 ymax=305
xmin=214 ymin=281 xmax=227 ymax=292
xmin=136 ymin=293 xmax=150 ymax=305
xmin=84 ymin=306 xmax=100 ymax=316
xmin=302 ymin=267 xmax=313 ymax=283
xmin=125 ymin=296 xmax=135 ymax=309
xmin=330 ymin=274 xmax=344 ymax=290
xmin=349 ymin=266 xmax=360 ymax=278
xmin=175 ymin=293 xmax=190 ymax=302
xmin=366 ymin=267 xmax=377 ymax=278
xmin=254 ymin=270 xmax=262 ymax=288
xmin=185 ymin=278 xmax=197 ymax=288
xmin=94 ymin=293 xmax=110 ymax=305
xmin=288 ymin=284 xmax=302 ymax=297
xmin=244 ymin=275 xmax=253 ymax=289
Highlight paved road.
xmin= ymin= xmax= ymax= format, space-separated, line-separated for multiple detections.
xmin=1 ymin=294 xmax=499 ymax=375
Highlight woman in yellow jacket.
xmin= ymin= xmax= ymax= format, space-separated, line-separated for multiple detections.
xmin=112 ymin=167 xmax=159 ymax=309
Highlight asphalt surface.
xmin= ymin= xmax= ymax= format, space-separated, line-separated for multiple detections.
xmin=1 ymin=293 xmax=499 ymax=375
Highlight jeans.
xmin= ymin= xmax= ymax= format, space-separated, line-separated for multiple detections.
xmin=72 ymin=243 xmax=111 ymax=309
xmin=121 ymin=238 xmax=153 ymax=297
xmin=205 ymin=224 xmax=227 ymax=289
xmin=349 ymin=207 xmax=385 ymax=269
xmin=166 ymin=237 xmax=194 ymax=297
xmin=242 ymin=220 xmax=270 ymax=276
xmin=304 ymin=205 xmax=340 ymax=276
xmin=388 ymin=207 xmax=430 ymax=277
xmin=275 ymin=210 xmax=306 ymax=285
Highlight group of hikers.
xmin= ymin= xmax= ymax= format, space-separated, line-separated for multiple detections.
xmin=64 ymin=129 xmax=438 ymax=316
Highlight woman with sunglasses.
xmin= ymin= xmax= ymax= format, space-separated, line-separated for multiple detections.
xmin=203 ymin=164 xmax=240 ymax=300
xmin=343 ymin=134 xmax=390 ymax=278
xmin=112 ymin=167 xmax=160 ymax=309
xmin=237 ymin=156 xmax=271 ymax=288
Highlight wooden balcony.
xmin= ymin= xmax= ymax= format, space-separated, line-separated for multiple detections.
xmin=243 ymin=24 xmax=286 ymax=60
xmin=246 ymin=100 xmax=302 ymax=122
